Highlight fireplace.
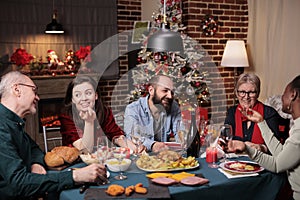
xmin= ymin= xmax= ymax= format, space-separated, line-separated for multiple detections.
xmin=38 ymin=98 xmax=64 ymax=132
xmin=24 ymin=75 xmax=74 ymax=149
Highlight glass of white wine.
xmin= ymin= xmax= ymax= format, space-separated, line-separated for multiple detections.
xmin=176 ymin=120 xmax=190 ymax=157
xmin=130 ymin=124 xmax=146 ymax=157
xmin=113 ymin=145 xmax=128 ymax=180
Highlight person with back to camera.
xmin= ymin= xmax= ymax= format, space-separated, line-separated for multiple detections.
xmin=0 ymin=71 xmax=107 ymax=200
xmin=224 ymin=73 xmax=281 ymax=153
xmin=59 ymin=75 xmax=140 ymax=153
xmin=123 ymin=75 xmax=181 ymax=152
xmin=229 ymin=75 xmax=300 ymax=200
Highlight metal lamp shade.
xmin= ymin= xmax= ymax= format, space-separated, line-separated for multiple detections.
xmin=147 ymin=29 xmax=184 ymax=54
xmin=45 ymin=14 xmax=64 ymax=34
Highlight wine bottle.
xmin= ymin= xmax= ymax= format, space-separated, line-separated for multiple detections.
xmin=187 ymin=110 xmax=201 ymax=157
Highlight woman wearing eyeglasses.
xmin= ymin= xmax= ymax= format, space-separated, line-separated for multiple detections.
xmin=224 ymin=73 xmax=281 ymax=153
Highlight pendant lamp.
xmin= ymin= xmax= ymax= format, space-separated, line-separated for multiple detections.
xmin=45 ymin=0 xmax=64 ymax=34
xmin=147 ymin=0 xmax=184 ymax=54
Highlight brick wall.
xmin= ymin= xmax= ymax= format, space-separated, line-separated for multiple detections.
xmin=182 ymin=0 xmax=248 ymax=123
xmin=102 ymin=0 xmax=248 ymax=124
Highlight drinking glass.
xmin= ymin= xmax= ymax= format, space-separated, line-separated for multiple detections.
xmin=205 ymin=124 xmax=219 ymax=168
xmin=96 ymin=136 xmax=110 ymax=184
xmin=176 ymin=119 xmax=189 ymax=157
xmin=219 ymin=124 xmax=233 ymax=162
xmin=96 ymin=136 xmax=110 ymax=165
xmin=130 ymin=125 xmax=146 ymax=157
xmin=113 ymin=137 xmax=128 ymax=180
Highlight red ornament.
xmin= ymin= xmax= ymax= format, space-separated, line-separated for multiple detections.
xmin=162 ymin=55 xmax=168 ymax=61
xmin=194 ymin=81 xmax=201 ymax=87
xmin=180 ymin=67 xmax=187 ymax=73
xmin=137 ymin=57 xmax=142 ymax=63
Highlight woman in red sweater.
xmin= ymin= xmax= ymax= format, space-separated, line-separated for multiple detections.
xmin=59 ymin=75 xmax=134 ymax=153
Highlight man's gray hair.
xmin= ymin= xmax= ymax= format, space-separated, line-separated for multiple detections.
xmin=0 ymin=71 xmax=25 ymax=98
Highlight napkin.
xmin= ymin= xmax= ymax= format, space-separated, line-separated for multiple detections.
xmin=218 ymin=168 xmax=259 ymax=179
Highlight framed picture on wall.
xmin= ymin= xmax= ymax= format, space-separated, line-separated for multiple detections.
xmin=131 ymin=21 xmax=150 ymax=44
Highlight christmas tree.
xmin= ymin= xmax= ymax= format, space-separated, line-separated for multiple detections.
xmin=128 ymin=0 xmax=210 ymax=108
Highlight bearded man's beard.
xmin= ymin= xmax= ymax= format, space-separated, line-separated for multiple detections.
xmin=152 ymin=91 xmax=173 ymax=114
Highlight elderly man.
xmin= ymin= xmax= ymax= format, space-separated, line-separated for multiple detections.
xmin=0 ymin=71 xmax=106 ymax=200
xmin=124 ymin=75 xmax=181 ymax=152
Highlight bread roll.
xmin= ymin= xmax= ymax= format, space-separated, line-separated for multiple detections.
xmin=44 ymin=151 xmax=64 ymax=167
xmin=51 ymin=146 xmax=80 ymax=163
xmin=44 ymin=146 xmax=80 ymax=167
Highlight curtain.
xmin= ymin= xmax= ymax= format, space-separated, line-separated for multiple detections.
xmin=0 ymin=0 xmax=118 ymax=79
xmin=246 ymin=0 xmax=300 ymax=100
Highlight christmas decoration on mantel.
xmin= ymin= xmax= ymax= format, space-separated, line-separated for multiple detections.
xmin=9 ymin=46 xmax=93 ymax=76
xmin=128 ymin=0 xmax=210 ymax=106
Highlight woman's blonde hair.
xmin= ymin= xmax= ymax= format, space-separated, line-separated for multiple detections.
xmin=235 ymin=73 xmax=261 ymax=97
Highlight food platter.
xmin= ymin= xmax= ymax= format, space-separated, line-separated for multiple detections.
xmin=219 ymin=161 xmax=264 ymax=174
xmin=136 ymin=162 xmax=199 ymax=172
xmin=136 ymin=150 xmax=199 ymax=172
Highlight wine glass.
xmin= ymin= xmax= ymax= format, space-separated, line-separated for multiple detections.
xmin=219 ymin=124 xmax=233 ymax=162
xmin=96 ymin=136 xmax=110 ymax=165
xmin=176 ymin=119 xmax=190 ymax=157
xmin=130 ymin=125 xmax=146 ymax=157
xmin=113 ymin=137 xmax=128 ymax=180
xmin=96 ymin=136 xmax=110 ymax=184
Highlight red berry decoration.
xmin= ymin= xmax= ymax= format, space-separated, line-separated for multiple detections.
xmin=194 ymin=81 xmax=201 ymax=87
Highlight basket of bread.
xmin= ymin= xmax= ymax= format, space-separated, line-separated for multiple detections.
xmin=44 ymin=146 xmax=80 ymax=169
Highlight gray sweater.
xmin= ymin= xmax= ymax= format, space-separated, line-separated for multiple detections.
xmin=246 ymin=117 xmax=300 ymax=200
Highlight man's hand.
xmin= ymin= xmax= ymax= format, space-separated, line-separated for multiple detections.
xmin=72 ymin=163 xmax=107 ymax=184
xmin=151 ymin=142 xmax=168 ymax=153
xmin=31 ymin=163 xmax=47 ymax=174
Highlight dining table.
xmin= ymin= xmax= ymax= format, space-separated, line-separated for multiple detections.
xmin=58 ymin=155 xmax=286 ymax=200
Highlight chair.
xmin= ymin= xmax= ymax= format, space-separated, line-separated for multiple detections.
xmin=42 ymin=126 xmax=62 ymax=152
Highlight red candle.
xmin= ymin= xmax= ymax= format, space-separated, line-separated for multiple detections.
xmin=206 ymin=147 xmax=218 ymax=163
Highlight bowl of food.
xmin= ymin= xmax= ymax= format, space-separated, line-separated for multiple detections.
xmin=79 ymin=154 xmax=99 ymax=165
xmin=105 ymin=158 xmax=132 ymax=172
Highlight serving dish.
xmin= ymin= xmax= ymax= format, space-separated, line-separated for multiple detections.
xmin=105 ymin=158 xmax=132 ymax=172
xmin=219 ymin=161 xmax=264 ymax=174
xmin=136 ymin=162 xmax=199 ymax=172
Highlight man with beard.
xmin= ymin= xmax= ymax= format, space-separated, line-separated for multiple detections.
xmin=124 ymin=75 xmax=181 ymax=152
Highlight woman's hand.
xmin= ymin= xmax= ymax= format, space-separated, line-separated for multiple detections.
xmin=79 ymin=107 xmax=96 ymax=123
xmin=228 ymin=140 xmax=246 ymax=153
xmin=238 ymin=107 xmax=264 ymax=123
xmin=245 ymin=141 xmax=268 ymax=152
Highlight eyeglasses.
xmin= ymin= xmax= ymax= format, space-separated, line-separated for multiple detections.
xmin=237 ymin=90 xmax=257 ymax=97
xmin=17 ymin=83 xmax=38 ymax=95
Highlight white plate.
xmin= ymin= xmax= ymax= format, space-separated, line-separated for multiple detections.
xmin=219 ymin=161 xmax=264 ymax=174
xmin=136 ymin=162 xmax=199 ymax=172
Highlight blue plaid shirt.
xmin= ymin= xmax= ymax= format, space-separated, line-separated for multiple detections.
xmin=123 ymin=96 xmax=181 ymax=151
